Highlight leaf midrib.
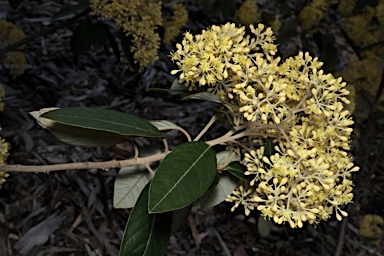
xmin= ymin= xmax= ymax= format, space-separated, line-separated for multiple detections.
xmin=150 ymin=145 xmax=211 ymax=212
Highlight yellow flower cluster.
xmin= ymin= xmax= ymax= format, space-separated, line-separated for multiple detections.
xmin=163 ymin=3 xmax=188 ymax=45
xmin=90 ymin=0 xmax=162 ymax=69
xmin=299 ymin=0 xmax=336 ymax=32
xmin=0 ymin=20 xmax=27 ymax=76
xmin=233 ymin=0 xmax=261 ymax=26
xmin=339 ymin=1 xmax=384 ymax=110
xmin=170 ymin=23 xmax=359 ymax=228
xmin=0 ymin=84 xmax=9 ymax=188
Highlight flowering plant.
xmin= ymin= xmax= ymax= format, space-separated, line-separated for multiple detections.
xmin=0 ymin=22 xmax=359 ymax=255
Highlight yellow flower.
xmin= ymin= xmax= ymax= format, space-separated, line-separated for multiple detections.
xmin=163 ymin=3 xmax=188 ymax=45
xmin=90 ymin=0 xmax=162 ymax=69
xmin=233 ymin=0 xmax=261 ymax=26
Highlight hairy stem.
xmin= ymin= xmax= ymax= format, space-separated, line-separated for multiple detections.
xmin=0 ymin=152 xmax=166 ymax=173
xmin=194 ymin=114 xmax=217 ymax=141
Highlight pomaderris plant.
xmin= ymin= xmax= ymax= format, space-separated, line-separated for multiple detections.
xmin=1 ymin=22 xmax=359 ymax=255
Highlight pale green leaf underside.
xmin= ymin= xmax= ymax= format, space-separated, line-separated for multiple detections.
xmin=199 ymin=172 xmax=239 ymax=209
xmin=113 ymin=165 xmax=152 ymax=209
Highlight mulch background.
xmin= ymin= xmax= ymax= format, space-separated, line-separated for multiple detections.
xmin=0 ymin=0 xmax=383 ymax=255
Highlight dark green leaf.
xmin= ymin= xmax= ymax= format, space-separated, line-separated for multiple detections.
xmin=70 ymin=19 xmax=93 ymax=57
xmin=226 ymin=161 xmax=252 ymax=182
xmin=114 ymin=165 xmax=152 ymax=209
xmin=8 ymin=0 xmax=22 ymax=9
xmin=108 ymin=31 xmax=120 ymax=62
xmin=91 ymin=21 xmax=109 ymax=50
xmin=320 ymin=34 xmax=338 ymax=72
xmin=52 ymin=2 xmax=89 ymax=20
xmin=149 ymin=141 xmax=217 ymax=213
xmin=171 ymin=205 xmax=192 ymax=234
xmin=120 ymin=183 xmax=172 ymax=256
xmin=262 ymin=137 xmax=274 ymax=170
xmin=120 ymin=33 xmax=140 ymax=70
xmin=42 ymin=107 xmax=163 ymax=138
xmin=199 ymin=172 xmax=239 ymax=209
xmin=182 ymin=92 xmax=222 ymax=103
xmin=31 ymin=107 xmax=163 ymax=147
xmin=257 ymin=216 xmax=273 ymax=237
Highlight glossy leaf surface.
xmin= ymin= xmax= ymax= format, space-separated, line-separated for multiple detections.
xmin=149 ymin=141 xmax=217 ymax=213
xmin=120 ymin=183 xmax=172 ymax=256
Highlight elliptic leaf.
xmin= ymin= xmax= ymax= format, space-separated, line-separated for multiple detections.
xmin=70 ymin=19 xmax=93 ymax=57
xmin=171 ymin=205 xmax=192 ymax=234
xmin=257 ymin=216 xmax=273 ymax=237
xmin=149 ymin=120 xmax=183 ymax=131
xmin=108 ymin=31 xmax=120 ymax=62
xmin=199 ymin=172 xmax=239 ymax=209
xmin=52 ymin=2 xmax=89 ymax=20
xmin=120 ymin=183 xmax=172 ymax=256
xmin=182 ymin=92 xmax=222 ymax=103
xmin=30 ymin=107 xmax=163 ymax=147
xmin=149 ymin=141 xmax=217 ymax=213
xmin=227 ymin=161 xmax=252 ymax=182
xmin=91 ymin=21 xmax=109 ymax=50
xmin=113 ymin=165 xmax=152 ymax=209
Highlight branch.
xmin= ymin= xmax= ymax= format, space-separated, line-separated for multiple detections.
xmin=0 ymin=9 xmax=90 ymax=59
xmin=194 ymin=114 xmax=217 ymax=141
xmin=0 ymin=152 xmax=166 ymax=173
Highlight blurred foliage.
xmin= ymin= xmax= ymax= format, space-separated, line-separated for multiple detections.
xmin=0 ymin=84 xmax=9 ymax=189
xmin=0 ymin=20 xmax=27 ymax=76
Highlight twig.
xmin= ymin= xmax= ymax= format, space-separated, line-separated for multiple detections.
xmin=194 ymin=114 xmax=217 ymax=141
xmin=145 ymin=164 xmax=154 ymax=176
xmin=0 ymin=152 xmax=166 ymax=173
xmin=0 ymin=9 xmax=90 ymax=59
xmin=334 ymin=204 xmax=351 ymax=256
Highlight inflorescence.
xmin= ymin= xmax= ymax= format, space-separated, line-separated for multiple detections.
xmin=170 ymin=22 xmax=359 ymax=228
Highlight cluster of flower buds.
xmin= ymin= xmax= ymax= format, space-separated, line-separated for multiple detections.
xmin=171 ymin=22 xmax=359 ymax=228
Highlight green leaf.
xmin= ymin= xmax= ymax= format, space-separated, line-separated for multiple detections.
xmin=170 ymin=79 xmax=189 ymax=92
xmin=147 ymin=79 xmax=190 ymax=96
xmin=70 ymin=19 xmax=93 ymax=57
xmin=149 ymin=120 xmax=183 ymax=131
xmin=52 ymin=2 xmax=89 ymax=20
xmin=216 ymin=151 xmax=238 ymax=169
xmin=120 ymin=33 xmax=140 ymax=70
xmin=171 ymin=205 xmax=192 ymax=234
xmin=114 ymin=165 xmax=152 ymax=209
xmin=257 ymin=216 xmax=273 ymax=237
xmin=149 ymin=141 xmax=217 ymax=213
xmin=30 ymin=107 xmax=163 ymax=147
xmin=199 ymin=172 xmax=239 ymax=209
xmin=226 ymin=161 xmax=252 ymax=182
xmin=108 ymin=31 xmax=120 ymax=62
xmin=120 ymin=183 xmax=172 ymax=256
xmin=262 ymin=137 xmax=274 ymax=170
xmin=42 ymin=107 xmax=163 ymax=137
xmin=8 ymin=0 xmax=22 ymax=9
xmin=182 ymin=92 xmax=222 ymax=103
xmin=91 ymin=21 xmax=109 ymax=50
